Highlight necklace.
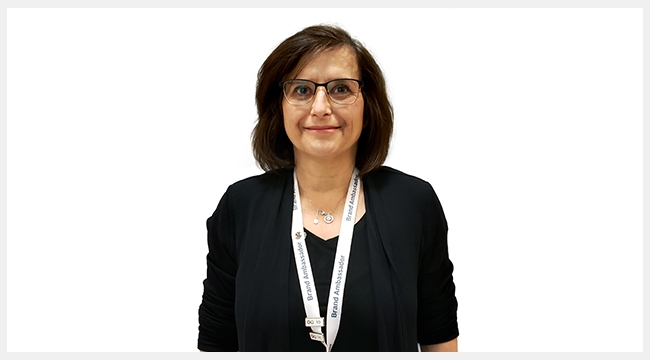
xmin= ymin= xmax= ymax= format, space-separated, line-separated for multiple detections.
xmin=301 ymin=190 xmax=347 ymax=225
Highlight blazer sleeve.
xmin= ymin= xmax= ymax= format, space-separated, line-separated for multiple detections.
xmin=416 ymin=184 xmax=459 ymax=345
xmin=197 ymin=188 xmax=239 ymax=351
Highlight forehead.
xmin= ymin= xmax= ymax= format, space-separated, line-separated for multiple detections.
xmin=291 ymin=46 xmax=359 ymax=80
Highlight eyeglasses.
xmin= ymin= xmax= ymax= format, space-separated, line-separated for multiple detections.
xmin=280 ymin=78 xmax=363 ymax=105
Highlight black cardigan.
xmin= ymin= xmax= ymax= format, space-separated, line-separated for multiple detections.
xmin=198 ymin=166 xmax=459 ymax=351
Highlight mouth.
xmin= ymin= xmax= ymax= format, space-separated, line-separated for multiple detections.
xmin=305 ymin=126 xmax=341 ymax=133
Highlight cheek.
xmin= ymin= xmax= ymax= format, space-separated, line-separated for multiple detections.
xmin=281 ymin=103 xmax=295 ymax=130
xmin=282 ymin=104 xmax=305 ymax=142
xmin=281 ymin=102 xmax=289 ymax=123
xmin=282 ymin=102 xmax=304 ymax=126
xmin=352 ymin=101 xmax=365 ymax=130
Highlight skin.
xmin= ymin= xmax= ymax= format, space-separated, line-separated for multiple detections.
xmin=421 ymin=338 xmax=458 ymax=352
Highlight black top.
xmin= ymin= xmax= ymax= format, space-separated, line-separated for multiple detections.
xmin=198 ymin=167 xmax=459 ymax=351
xmin=289 ymin=215 xmax=379 ymax=351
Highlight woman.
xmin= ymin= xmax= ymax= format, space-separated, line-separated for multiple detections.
xmin=198 ymin=24 xmax=458 ymax=352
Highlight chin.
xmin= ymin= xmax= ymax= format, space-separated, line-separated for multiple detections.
xmin=295 ymin=141 xmax=357 ymax=161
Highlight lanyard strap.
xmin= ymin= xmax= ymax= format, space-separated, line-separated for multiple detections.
xmin=290 ymin=168 xmax=360 ymax=352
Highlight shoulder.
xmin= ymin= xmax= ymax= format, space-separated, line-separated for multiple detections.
xmin=220 ymin=168 xmax=292 ymax=210
xmin=208 ymin=168 xmax=292 ymax=225
xmin=227 ymin=168 xmax=292 ymax=194
xmin=364 ymin=166 xmax=445 ymax=216
xmin=364 ymin=166 xmax=434 ymax=196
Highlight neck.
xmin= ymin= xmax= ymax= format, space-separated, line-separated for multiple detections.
xmin=294 ymin=152 xmax=355 ymax=197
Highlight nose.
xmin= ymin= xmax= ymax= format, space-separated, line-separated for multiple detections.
xmin=310 ymin=85 xmax=332 ymax=116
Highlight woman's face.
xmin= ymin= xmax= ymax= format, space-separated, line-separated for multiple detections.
xmin=282 ymin=46 xmax=364 ymax=164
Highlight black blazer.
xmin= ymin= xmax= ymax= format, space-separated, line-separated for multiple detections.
xmin=198 ymin=166 xmax=458 ymax=351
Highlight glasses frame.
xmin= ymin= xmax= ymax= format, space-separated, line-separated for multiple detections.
xmin=279 ymin=78 xmax=364 ymax=105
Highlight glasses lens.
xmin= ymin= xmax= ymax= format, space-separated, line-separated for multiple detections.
xmin=326 ymin=80 xmax=360 ymax=104
xmin=283 ymin=80 xmax=315 ymax=105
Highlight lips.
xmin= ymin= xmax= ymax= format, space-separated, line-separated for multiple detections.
xmin=304 ymin=126 xmax=341 ymax=134
xmin=305 ymin=126 xmax=341 ymax=131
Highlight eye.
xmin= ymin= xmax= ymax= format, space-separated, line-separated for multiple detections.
xmin=294 ymin=85 xmax=313 ymax=96
xmin=330 ymin=83 xmax=351 ymax=94
xmin=285 ymin=81 xmax=314 ymax=98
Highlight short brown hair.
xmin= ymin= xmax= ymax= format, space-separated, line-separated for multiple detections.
xmin=251 ymin=24 xmax=393 ymax=176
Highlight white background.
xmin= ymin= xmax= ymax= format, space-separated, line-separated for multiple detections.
xmin=6 ymin=7 xmax=643 ymax=352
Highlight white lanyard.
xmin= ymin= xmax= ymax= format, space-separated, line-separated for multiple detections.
xmin=290 ymin=168 xmax=360 ymax=352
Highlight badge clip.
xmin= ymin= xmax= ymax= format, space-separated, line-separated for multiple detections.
xmin=305 ymin=317 xmax=325 ymax=327
xmin=309 ymin=332 xmax=325 ymax=342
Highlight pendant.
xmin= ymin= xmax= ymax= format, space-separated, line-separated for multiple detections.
xmin=323 ymin=213 xmax=334 ymax=224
